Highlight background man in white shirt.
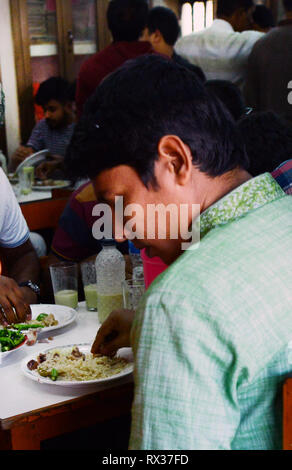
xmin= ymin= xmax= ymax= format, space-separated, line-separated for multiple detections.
xmin=0 ymin=169 xmax=40 ymax=326
xmin=175 ymin=0 xmax=263 ymax=87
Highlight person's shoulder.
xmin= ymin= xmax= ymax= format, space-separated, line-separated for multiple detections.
xmin=71 ymin=180 xmax=96 ymax=205
xmin=0 ymin=167 xmax=9 ymax=188
xmin=30 ymin=119 xmax=50 ymax=136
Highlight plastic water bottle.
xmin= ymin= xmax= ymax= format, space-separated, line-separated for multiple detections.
xmin=95 ymin=239 xmax=125 ymax=324
xmin=129 ymin=241 xmax=144 ymax=283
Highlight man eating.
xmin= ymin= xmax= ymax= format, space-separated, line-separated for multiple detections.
xmin=65 ymin=55 xmax=292 ymax=450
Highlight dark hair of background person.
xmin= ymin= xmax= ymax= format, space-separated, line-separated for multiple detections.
xmin=65 ymin=55 xmax=249 ymax=185
xmin=217 ymin=0 xmax=254 ymax=17
xmin=35 ymin=76 xmax=71 ymax=107
xmin=237 ymin=111 xmax=292 ymax=176
xmin=252 ymin=5 xmax=275 ymax=29
xmin=283 ymin=0 xmax=292 ymax=12
xmin=205 ymin=80 xmax=246 ymax=121
xmin=107 ymin=0 xmax=149 ymax=42
xmin=147 ymin=6 xmax=180 ymax=46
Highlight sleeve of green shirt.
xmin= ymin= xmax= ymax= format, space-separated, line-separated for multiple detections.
xmin=129 ymin=290 xmax=243 ymax=450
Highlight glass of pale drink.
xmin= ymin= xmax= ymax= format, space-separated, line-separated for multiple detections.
xmin=49 ymin=262 xmax=78 ymax=309
xmin=19 ymin=166 xmax=34 ymax=195
xmin=81 ymin=261 xmax=97 ymax=311
xmin=122 ymin=279 xmax=145 ymax=311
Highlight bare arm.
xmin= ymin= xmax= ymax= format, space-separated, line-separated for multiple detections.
xmin=0 ymin=239 xmax=40 ymax=325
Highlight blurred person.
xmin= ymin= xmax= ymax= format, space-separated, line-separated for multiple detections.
xmin=252 ymin=4 xmax=275 ymax=32
xmin=76 ymin=0 xmax=153 ymax=118
xmin=42 ymin=180 xmax=129 ymax=302
xmin=141 ymin=6 xmax=205 ymax=81
xmin=175 ymin=0 xmax=264 ymax=87
xmin=205 ymin=79 xmax=246 ymax=120
xmin=237 ymin=111 xmax=292 ymax=175
xmin=10 ymin=77 xmax=75 ymax=178
xmin=0 ymin=168 xmax=40 ymax=326
xmin=66 ymin=55 xmax=292 ymax=450
xmin=271 ymin=159 xmax=292 ymax=194
xmin=244 ymin=0 xmax=292 ymax=123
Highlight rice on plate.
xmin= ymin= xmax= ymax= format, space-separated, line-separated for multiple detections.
xmin=27 ymin=346 xmax=130 ymax=382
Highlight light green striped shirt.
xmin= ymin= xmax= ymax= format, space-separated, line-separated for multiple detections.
xmin=130 ymin=173 xmax=292 ymax=450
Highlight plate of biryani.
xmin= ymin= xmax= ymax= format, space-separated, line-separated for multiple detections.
xmin=8 ymin=305 xmax=77 ymax=334
xmin=32 ymin=179 xmax=71 ymax=191
xmin=21 ymin=344 xmax=133 ymax=387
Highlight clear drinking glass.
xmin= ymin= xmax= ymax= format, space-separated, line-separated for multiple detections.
xmin=81 ymin=261 xmax=97 ymax=311
xmin=122 ymin=279 xmax=145 ymax=311
xmin=49 ymin=262 xmax=78 ymax=309
xmin=19 ymin=166 xmax=34 ymax=195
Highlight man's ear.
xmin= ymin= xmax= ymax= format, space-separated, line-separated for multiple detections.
xmin=157 ymin=135 xmax=193 ymax=186
xmin=152 ymin=29 xmax=163 ymax=44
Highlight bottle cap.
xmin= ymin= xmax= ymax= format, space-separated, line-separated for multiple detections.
xmin=101 ymin=238 xmax=116 ymax=247
xmin=128 ymin=240 xmax=140 ymax=254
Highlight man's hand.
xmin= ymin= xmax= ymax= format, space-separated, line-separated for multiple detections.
xmin=36 ymin=154 xmax=64 ymax=180
xmin=0 ymin=276 xmax=32 ymax=326
xmin=10 ymin=146 xmax=34 ymax=171
xmin=91 ymin=309 xmax=135 ymax=356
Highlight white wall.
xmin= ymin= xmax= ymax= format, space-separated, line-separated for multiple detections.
xmin=0 ymin=0 xmax=21 ymax=158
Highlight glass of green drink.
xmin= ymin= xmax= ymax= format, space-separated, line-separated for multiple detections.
xmin=81 ymin=261 xmax=97 ymax=311
xmin=19 ymin=166 xmax=34 ymax=195
xmin=49 ymin=262 xmax=78 ymax=309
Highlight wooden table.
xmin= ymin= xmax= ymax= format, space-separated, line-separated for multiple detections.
xmin=283 ymin=378 xmax=292 ymax=450
xmin=18 ymin=188 xmax=73 ymax=231
xmin=0 ymin=303 xmax=134 ymax=450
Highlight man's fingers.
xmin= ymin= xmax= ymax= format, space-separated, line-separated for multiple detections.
xmin=0 ymin=299 xmax=17 ymax=325
xmin=98 ymin=336 xmax=125 ymax=357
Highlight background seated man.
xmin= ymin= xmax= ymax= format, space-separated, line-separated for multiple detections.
xmin=205 ymin=79 xmax=246 ymax=120
xmin=140 ymin=6 xmax=205 ymax=81
xmin=252 ymin=4 xmax=275 ymax=32
xmin=10 ymin=77 xmax=75 ymax=178
xmin=42 ymin=180 xmax=129 ymax=302
xmin=0 ymin=168 xmax=40 ymax=326
xmin=175 ymin=0 xmax=263 ymax=87
xmin=76 ymin=0 xmax=153 ymax=119
xmin=237 ymin=111 xmax=292 ymax=175
xmin=66 ymin=55 xmax=292 ymax=450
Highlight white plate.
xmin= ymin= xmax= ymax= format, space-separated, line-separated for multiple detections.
xmin=0 ymin=335 xmax=27 ymax=359
xmin=32 ymin=180 xmax=71 ymax=191
xmin=21 ymin=344 xmax=133 ymax=387
xmin=26 ymin=304 xmax=77 ymax=334
xmin=15 ymin=149 xmax=49 ymax=174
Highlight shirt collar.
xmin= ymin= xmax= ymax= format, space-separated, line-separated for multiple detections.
xmin=210 ymin=19 xmax=234 ymax=32
xmin=199 ymin=173 xmax=285 ymax=239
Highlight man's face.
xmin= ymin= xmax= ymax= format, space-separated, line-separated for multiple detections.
xmin=43 ymin=99 xmax=68 ymax=129
xmin=93 ymin=162 xmax=194 ymax=265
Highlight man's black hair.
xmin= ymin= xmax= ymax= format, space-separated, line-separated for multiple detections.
xmin=107 ymin=0 xmax=149 ymax=42
xmin=205 ymin=80 xmax=246 ymax=121
xmin=35 ymin=77 xmax=71 ymax=107
xmin=252 ymin=5 xmax=275 ymax=28
xmin=65 ymin=55 xmax=249 ymax=185
xmin=237 ymin=111 xmax=292 ymax=176
xmin=147 ymin=6 xmax=180 ymax=46
xmin=217 ymin=0 xmax=254 ymax=17
xmin=283 ymin=0 xmax=292 ymax=12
